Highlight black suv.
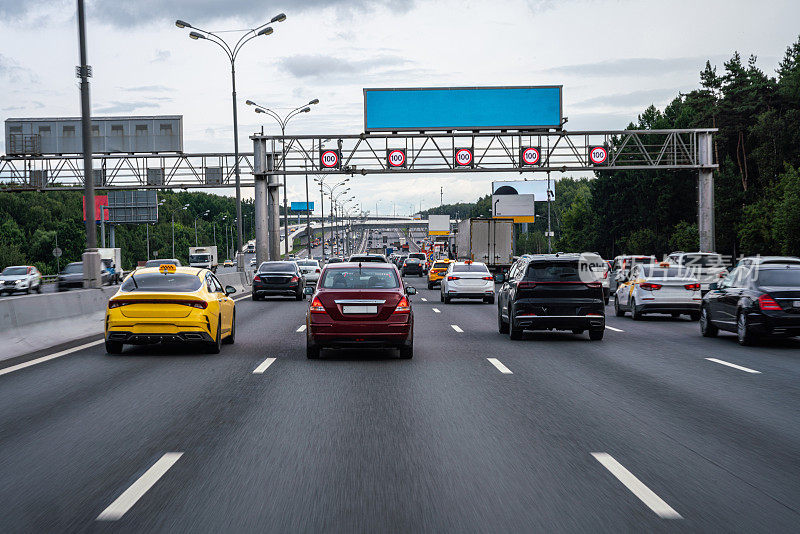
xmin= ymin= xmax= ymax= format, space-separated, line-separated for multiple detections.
xmin=701 ymin=256 xmax=800 ymax=345
xmin=497 ymin=254 xmax=605 ymax=340
xmin=401 ymin=258 xmax=424 ymax=277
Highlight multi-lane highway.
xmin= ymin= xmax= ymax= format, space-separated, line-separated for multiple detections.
xmin=1 ymin=272 xmax=798 ymax=532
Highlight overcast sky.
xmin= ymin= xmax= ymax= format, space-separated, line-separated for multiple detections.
xmin=1 ymin=0 xmax=799 ymax=215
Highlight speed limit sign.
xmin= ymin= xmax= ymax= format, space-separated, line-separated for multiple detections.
xmin=520 ymin=146 xmax=541 ymax=166
xmin=454 ymin=148 xmax=473 ymax=167
xmin=588 ymin=146 xmax=608 ymax=165
xmin=387 ymin=149 xmax=406 ymax=168
xmin=320 ymin=149 xmax=341 ymax=169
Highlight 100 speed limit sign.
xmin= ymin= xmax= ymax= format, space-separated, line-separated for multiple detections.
xmin=320 ymin=149 xmax=341 ymax=169
xmin=588 ymin=146 xmax=608 ymax=165
xmin=454 ymin=148 xmax=473 ymax=167
xmin=387 ymin=149 xmax=406 ymax=168
xmin=520 ymin=146 xmax=541 ymax=166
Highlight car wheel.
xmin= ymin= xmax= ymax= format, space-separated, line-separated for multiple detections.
xmin=223 ymin=311 xmax=235 ymax=345
xmin=206 ymin=318 xmax=222 ymax=354
xmin=689 ymin=311 xmax=701 ymax=322
xmin=508 ymin=306 xmax=523 ymax=340
xmin=399 ymin=339 xmax=413 ymax=359
xmin=630 ymin=298 xmax=642 ymax=321
xmin=498 ymin=303 xmax=509 ymax=334
xmin=700 ymin=307 xmax=718 ymax=337
xmin=444 ymin=294 xmax=451 ymax=304
xmin=572 ymin=329 xmax=585 ymax=335
xmin=439 ymin=290 xmax=444 ymax=303
xmin=295 ymin=289 xmax=303 ymax=301
xmin=737 ymin=311 xmax=756 ymax=346
xmin=427 ymin=282 xmax=433 ymax=290
xmin=614 ymin=296 xmax=625 ymax=317
xmin=306 ymin=333 xmax=320 ymax=359
xmin=25 ymin=287 xmax=30 ymax=294
xmin=35 ymin=283 xmax=42 ymax=294
xmin=252 ymin=293 xmax=259 ymax=301
xmin=589 ymin=329 xmax=604 ymax=341
xmin=105 ymin=339 xmax=123 ymax=354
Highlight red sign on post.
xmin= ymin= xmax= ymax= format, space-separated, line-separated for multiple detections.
xmin=83 ymin=195 xmax=109 ymax=222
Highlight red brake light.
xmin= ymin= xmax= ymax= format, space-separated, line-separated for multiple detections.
xmin=684 ymin=283 xmax=701 ymax=291
xmin=316 ymin=268 xmax=321 ymax=273
xmin=759 ymin=294 xmax=782 ymax=311
xmin=108 ymin=300 xmax=131 ymax=309
xmin=585 ymin=282 xmax=602 ymax=288
xmin=447 ymin=275 xmax=459 ymax=281
xmin=310 ymin=297 xmax=326 ymax=314
xmin=290 ymin=276 xmax=299 ymax=283
xmin=253 ymin=275 xmax=262 ymax=282
xmin=640 ymin=282 xmax=662 ymax=291
xmin=393 ymin=296 xmax=410 ymax=314
xmin=518 ymin=281 xmax=536 ymax=289
xmin=482 ymin=276 xmax=494 ymax=280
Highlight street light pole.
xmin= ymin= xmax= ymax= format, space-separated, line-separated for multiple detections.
xmin=175 ymin=13 xmax=285 ymax=271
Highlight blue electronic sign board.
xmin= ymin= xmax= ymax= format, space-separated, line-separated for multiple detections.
xmin=364 ymin=86 xmax=562 ymax=132
xmin=290 ymin=201 xmax=314 ymax=211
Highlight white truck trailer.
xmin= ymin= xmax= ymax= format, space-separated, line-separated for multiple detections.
xmin=189 ymin=246 xmax=218 ymax=272
xmin=455 ymin=218 xmax=514 ymax=272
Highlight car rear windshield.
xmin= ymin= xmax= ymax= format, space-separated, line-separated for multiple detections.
xmin=350 ymin=256 xmax=385 ymax=263
xmin=452 ymin=264 xmax=489 ymax=272
xmin=641 ymin=267 xmax=685 ymax=278
xmin=121 ymin=272 xmax=202 ymax=292
xmin=409 ymin=254 xmax=426 ymax=260
xmin=681 ymin=254 xmax=723 ymax=267
xmin=145 ymin=260 xmax=179 ymax=267
xmin=432 ymin=262 xmax=450 ymax=269
xmin=527 ymin=262 xmax=581 ymax=281
xmin=258 ymin=262 xmax=296 ymax=273
xmin=757 ymin=269 xmax=800 ymax=287
xmin=297 ymin=260 xmax=318 ymax=267
xmin=63 ymin=263 xmax=83 ymax=274
xmin=405 ymin=258 xmax=420 ymax=263
xmin=2 ymin=267 xmax=27 ymax=276
xmin=320 ymin=267 xmax=400 ymax=289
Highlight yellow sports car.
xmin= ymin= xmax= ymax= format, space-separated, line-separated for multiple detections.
xmin=223 ymin=259 xmax=235 ymax=267
xmin=105 ymin=265 xmax=236 ymax=354
xmin=427 ymin=259 xmax=452 ymax=289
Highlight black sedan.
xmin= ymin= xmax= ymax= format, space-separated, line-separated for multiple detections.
xmin=401 ymin=258 xmax=424 ymax=277
xmin=252 ymin=261 xmax=306 ymax=301
xmin=701 ymin=257 xmax=800 ymax=345
xmin=57 ymin=262 xmax=111 ymax=291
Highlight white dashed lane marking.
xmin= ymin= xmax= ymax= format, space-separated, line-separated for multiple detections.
xmin=252 ymin=357 xmax=277 ymax=374
xmin=487 ymin=358 xmax=513 ymax=374
xmin=451 ymin=325 xmax=463 ymax=333
xmin=0 ymin=339 xmax=104 ymax=378
xmin=605 ymin=325 xmax=624 ymax=332
xmin=421 ymin=298 xmax=428 ymax=302
xmin=432 ymin=308 xmax=441 ymax=313
xmin=296 ymin=325 xmax=306 ymax=332
xmin=705 ymin=358 xmax=761 ymax=374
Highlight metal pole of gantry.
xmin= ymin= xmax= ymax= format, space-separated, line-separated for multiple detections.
xmin=266 ymin=152 xmax=281 ymax=260
xmin=253 ymin=139 xmax=269 ymax=265
xmin=698 ymin=132 xmax=716 ymax=252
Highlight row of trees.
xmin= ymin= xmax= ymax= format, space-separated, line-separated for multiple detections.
xmin=421 ymin=35 xmax=800 ymax=259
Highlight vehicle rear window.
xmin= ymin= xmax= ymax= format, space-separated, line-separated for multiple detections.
xmin=297 ymin=260 xmax=318 ymax=267
xmin=757 ymin=269 xmax=800 ymax=287
xmin=320 ymin=267 xmax=400 ymax=289
xmin=681 ymin=254 xmax=723 ymax=267
xmin=641 ymin=267 xmax=684 ymax=278
xmin=527 ymin=262 xmax=581 ymax=281
xmin=405 ymin=258 xmax=420 ymax=263
xmin=452 ymin=264 xmax=489 ymax=272
xmin=121 ymin=273 xmax=202 ymax=292
xmin=432 ymin=262 xmax=449 ymax=269
xmin=2 ymin=267 xmax=27 ymax=276
xmin=145 ymin=259 xmax=179 ymax=267
xmin=258 ymin=262 xmax=296 ymax=273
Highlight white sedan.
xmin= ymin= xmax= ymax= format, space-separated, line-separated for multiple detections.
xmin=0 ymin=265 xmax=43 ymax=295
xmin=296 ymin=259 xmax=321 ymax=285
xmin=614 ymin=264 xmax=702 ymax=320
xmin=440 ymin=261 xmax=495 ymax=304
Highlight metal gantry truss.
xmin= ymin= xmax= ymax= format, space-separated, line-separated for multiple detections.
xmin=0 ymin=152 xmax=255 ymax=191
xmin=252 ymin=129 xmax=718 ymax=176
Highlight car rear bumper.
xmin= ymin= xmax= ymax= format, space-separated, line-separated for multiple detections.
xmin=513 ymin=314 xmax=605 ymax=331
xmin=106 ymin=330 xmax=214 ymax=344
xmin=253 ymin=282 xmax=299 ymax=295
xmin=745 ymin=311 xmax=800 ymax=336
xmin=637 ymin=302 xmax=701 ymax=314
xmin=309 ymin=322 xmax=411 ymax=347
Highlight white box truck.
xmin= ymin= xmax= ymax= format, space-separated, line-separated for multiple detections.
xmin=455 ymin=218 xmax=514 ymax=272
xmin=189 ymin=246 xmax=218 ymax=272
xmin=428 ymin=214 xmax=451 ymax=235
xmin=98 ymin=247 xmax=123 ymax=284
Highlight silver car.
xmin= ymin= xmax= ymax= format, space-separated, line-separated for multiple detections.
xmin=666 ymin=252 xmax=728 ymax=293
xmin=296 ymin=259 xmax=321 ymax=285
xmin=0 ymin=265 xmax=42 ymax=295
xmin=614 ymin=264 xmax=702 ymax=320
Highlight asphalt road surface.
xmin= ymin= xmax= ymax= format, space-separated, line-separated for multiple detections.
xmin=1 ymin=277 xmax=799 ymax=532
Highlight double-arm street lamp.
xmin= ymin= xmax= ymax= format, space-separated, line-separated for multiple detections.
xmin=193 ymin=209 xmax=210 ymax=246
xmin=175 ymin=13 xmax=286 ymax=271
xmin=246 ymin=98 xmax=319 ymax=257
xmin=314 ymin=177 xmax=348 ymax=255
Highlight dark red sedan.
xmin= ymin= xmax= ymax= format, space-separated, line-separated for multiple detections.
xmin=304 ymin=262 xmax=417 ymax=359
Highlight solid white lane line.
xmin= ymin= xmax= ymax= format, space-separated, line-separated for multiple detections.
xmin=591 ymin=452 xmax=682 ymax=519
xmin=487 ymin=358 xmax=513 ymax=374
xmin=421 ymin=297 xmax=428 ymax=302
xmin=0 ymin=339 xmax=104 ymax=378
xmin=97 ymin=452 xmax=184 ymax=521
xmin=232 ymin=294 xmax=251 ymax=302
xmin=432 ymin=308 xmax=441 ymax=313
xmin=253 ymin=357 xmax=276 ymax=374
xmin=296 ymin=325 xmax=307 ymax=332
xmin=605 ymin=325 xmax=625 ymax=332
xmin=450 ymin=324 xmax=463 ymax=333
xmin=705 ymin=358 xmax=761 ymax=374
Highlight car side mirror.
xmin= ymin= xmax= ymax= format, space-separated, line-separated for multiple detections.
xmin=225 ymin=285 xmax=237 ymax=296
xmin=406 ymin=286 xmax=417 ymax=295
xmin=303 ymin=286 xmax=314 ymax=296
xmin=708 ymin=282 xmax=718 ymax=291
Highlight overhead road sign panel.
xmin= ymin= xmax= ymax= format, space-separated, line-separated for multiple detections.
xmin=589 ymin=146 xmax=608 ymax=165
xmin=387 ymin=149 xmax=406 ymax=168
xmin=493 ymin=193 xmax=535 ymax=223
xmin=493 ymin=180 xmax=552 ymax=200
xmin=364 ymin=86 xmax=562 ymax=132
xmin=454 ymin=148 xmax=473 ymax=167
xmin=320 ymin=149 xmax=341 ymax=169
xmin=520 ymin=146 xmax=541 ymax=166
xmin=291 ymin=201 xmax=314 ymax=211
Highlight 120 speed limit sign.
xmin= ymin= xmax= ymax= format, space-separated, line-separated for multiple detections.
xmin=454 ymin=148 xmax=473 ymax=167
xmin=387 ymin=149 xmax=406 ymax=168
xmin=320 ymin=149 xmax=341 ymax=169
xmin=520 ymin=146 xmax=541 ymax=166
xmin=588 ymin=146 xmax=608 ymax=165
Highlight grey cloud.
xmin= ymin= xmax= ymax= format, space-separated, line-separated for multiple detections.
xmin=546 ymin=56 xmax=730 ymax=78
xmin=152 ymin=49 xmax=171 ymax=63
xmin=122 ymin=85 xmax=173 ymax=93
xmin=0 ymin=53 xmax=38 ymax=83
xmin=0 ymin=0 xmax=415 ymax=27
xmin=573 ymin=87 xmax=689 ymax=109
xmin=94 ymin=98 xmax=172 ymax=114
xmin=278 ymin=54 xmax=409 ymax=79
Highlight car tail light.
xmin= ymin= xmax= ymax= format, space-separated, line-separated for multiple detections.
xmin=518 ymin=281 xmax=536 ymax=289
xmin=447 ymin=276 xmax=460 ymax=281
xmin=310 ymin=297 xmax=326 ymax=314
xmin=108 ymin=300 xmax=131 ymax=309
xmin=603 ymin=270 xmax=609 ymax=279
xmin=316 ymin=268 xmax=321 ymax=273
xmin=109 ymin=299 xmax=207 ymax=309
xmin=290 ymin=276 xmax=299 ymax=283
xmin=393 ymin=296 xmax=410 ymax=314
xmin=640 ymin=282 xmax=662 ymax=291
xmin=585 ymin=282 xmax=602 ymax=288
xmin=482 ymin=276 xmax=494 ymax=281
xmin=253 ymin=275 xmax=262 ymax=282
xmin=759 ymin=294 xmax=782 ymax=311
xmin=684 ymin=283 xmax=701 ymax=291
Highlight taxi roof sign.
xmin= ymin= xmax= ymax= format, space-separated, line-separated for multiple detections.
xmin=159 ymin=264 xmax=177 ymax=274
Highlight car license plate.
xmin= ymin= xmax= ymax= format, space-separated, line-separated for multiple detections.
xmin=342 ymin=305 xmax=377 ymax=314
